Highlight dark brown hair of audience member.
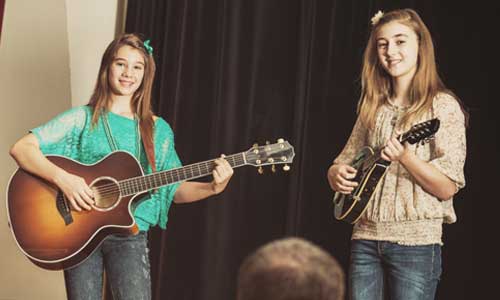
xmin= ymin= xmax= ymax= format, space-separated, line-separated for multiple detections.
xmin=237 ymin=237 xmax=345 ymax=300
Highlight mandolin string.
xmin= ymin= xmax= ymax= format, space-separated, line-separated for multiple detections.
xmin=361 ymin=121 xmax=435 ymax=170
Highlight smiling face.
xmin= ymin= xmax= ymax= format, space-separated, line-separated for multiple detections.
xmin=376 ymin=21 xmax=419 ymax=81
xmin=108 ymin=45 xmax=145 ymax=98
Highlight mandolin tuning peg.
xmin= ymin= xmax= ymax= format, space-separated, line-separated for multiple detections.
xmin=283 ymin=164 xmax=290 ymax=171
xmin=271 ymin=165 xmax=276 ymax=173
xmin=258 ymin=166 xmax=264 ymax=174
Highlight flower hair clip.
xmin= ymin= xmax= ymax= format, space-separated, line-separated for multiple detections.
xmin=371 ymin=10 xmax=384 ymax=26
xmin=143 ymin=39 xmax=153 ymax=55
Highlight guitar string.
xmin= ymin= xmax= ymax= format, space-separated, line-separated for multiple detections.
xmin=92 ymin=153 xmax=246 ymax=194
xmin=91 ymin=147 xmax=281 ymax=195
xmin=93 ymin=157 xmax=244 ymax=196
xmin=94 ymin=160 xmax=244 ymax=197
xmin=91 ymin=148 xmax=287 ymax=198
xmin=91 ymin=154 xmax=251 ymax=197
xmin=88 ymin=147 xmax=288 ymax=198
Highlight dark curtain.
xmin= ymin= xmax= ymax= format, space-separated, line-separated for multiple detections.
xmin=122 ymin=1 xmax=483 ymax=299
xmin=0 ymin=0 xmax=5 ymax=42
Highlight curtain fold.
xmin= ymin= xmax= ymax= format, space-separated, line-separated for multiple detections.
xmin=121 ymin=1 xmax=475 ymax=299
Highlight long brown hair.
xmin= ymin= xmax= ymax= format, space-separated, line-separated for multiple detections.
xmin=358 ymin=9 xmax=468 ymax=129
xmin=88 ymin=33 xmax=157 ymax=171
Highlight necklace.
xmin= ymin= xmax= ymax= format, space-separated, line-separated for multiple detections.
xmin=387 ymin=99 xmax=409 ymax=127
xmin=101 ymin=111 xmax=142 ymax=162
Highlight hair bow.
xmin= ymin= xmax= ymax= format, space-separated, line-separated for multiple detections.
xmin=144 ymin=39 xmax=153 ymax=55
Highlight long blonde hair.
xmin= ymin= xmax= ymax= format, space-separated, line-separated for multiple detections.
xmin=358 ymin=9 xmax=465 ymax=129
xmin=88 ymin=33 xmax=157 ymax=170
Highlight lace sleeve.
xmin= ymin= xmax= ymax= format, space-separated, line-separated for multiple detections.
xmin=333 ymin=115 xmax=368 ymax=165
xmin=429 ymin=94 xmax=467 ymax=190
xmin=30 ymin=106 xmax=88 ymax=156
xmin=151 ymin=118 xmax=182 ymax=229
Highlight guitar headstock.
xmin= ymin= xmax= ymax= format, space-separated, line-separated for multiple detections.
xmin=244 ymin=138 xmax=295 ymax=173
xmin=402 ymin=118 xmax=440 ymax=145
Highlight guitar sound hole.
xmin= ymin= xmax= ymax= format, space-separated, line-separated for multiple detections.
xmin=91 ymin=178 xmax=121 ymax=210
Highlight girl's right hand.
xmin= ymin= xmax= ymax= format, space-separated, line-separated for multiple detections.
xmin=327 ymin=163 xmax=358 ymax=194
xmin=53 ymin=169 xmax=94 ymax=211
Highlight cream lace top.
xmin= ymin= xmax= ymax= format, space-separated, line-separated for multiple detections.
xmin=334 ymin=93 xmax=466 ymax=245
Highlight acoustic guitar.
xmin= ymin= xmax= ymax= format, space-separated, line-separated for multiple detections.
xmin=333 ymin=119 xmax=440 ymax=224
xmin=7 ymin=139 xmax=295 ymax=270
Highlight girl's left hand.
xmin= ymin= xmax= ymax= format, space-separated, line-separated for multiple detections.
xmin=211 ymin=155 xmax=234 ymax=194
xmin=381 ymin=132 xmax=410 ymax=162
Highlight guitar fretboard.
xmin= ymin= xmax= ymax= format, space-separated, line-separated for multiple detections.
xmin=118 ymin=153 xmax=246 ymax=196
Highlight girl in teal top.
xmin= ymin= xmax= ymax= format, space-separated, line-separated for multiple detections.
xmin=30 ymin=105 xmax=180 ymax=232
xmin=10 ymin=33 xmax=234 ymax=300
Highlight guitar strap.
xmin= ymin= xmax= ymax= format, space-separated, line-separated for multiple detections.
xmin=101 ymin=112 xmax=142 ymax=163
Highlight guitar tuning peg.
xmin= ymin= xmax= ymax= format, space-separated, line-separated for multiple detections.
xmin=253 ymin=143 xmax=258 ymax=148
xmin=266 ymin=141 xmax=270 ymax=145
xmin=283 ymin=164 xmax=290 ymax=171
xmin=258 ymin=166 xmax=264 ymax=174
xmin=271 ymin=165 xmax=276 ymax=173
xmin=277 ymin=138 xmax=284 ymax=143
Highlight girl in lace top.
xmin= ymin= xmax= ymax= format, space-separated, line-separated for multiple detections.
xmin=326 ymin=9 xmax=467 ymax=300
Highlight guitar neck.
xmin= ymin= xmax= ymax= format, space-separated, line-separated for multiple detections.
xmin=119 ymin=152 xmax=246 ymax=196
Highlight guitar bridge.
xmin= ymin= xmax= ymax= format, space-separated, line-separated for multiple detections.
xmin=56 ymin=191 xmax=73 ymax=225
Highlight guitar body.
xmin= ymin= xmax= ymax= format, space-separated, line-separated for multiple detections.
xmin=333 ymin=147 xmax=390 ymax=224
xmin=6 ymin=151 xmax=145 ymax=270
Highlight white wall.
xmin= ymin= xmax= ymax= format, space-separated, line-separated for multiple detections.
xmin=66 ymin=0 xmax=120 ymax=106
xmin=0 ymin=0 xmax=121 ymax=298
xmin=0 ymin=0 xmax=71 ymax=298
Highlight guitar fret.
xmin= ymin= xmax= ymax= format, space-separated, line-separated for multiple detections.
xmin=173 ymin=169 xmax=181 ymax=182
xmin=116 ymin=152 xmax=256 ymax=197
xmin=120 ymin=148 xmax=291 ymax=196
xmin=146 ymin=175 xmax=151 ymax=190
xmin=166 ymin=171 xmax=171 ymax=184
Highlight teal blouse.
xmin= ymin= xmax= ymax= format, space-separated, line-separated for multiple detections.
xmin=31 ymin=105 xmax=182 ymax=231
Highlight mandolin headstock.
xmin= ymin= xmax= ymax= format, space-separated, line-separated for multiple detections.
xmin=401 ymin=118 xmax=440 ymax=145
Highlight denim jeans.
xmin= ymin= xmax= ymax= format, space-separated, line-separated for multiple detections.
xmin=64 ymin=231 xmax=151 ymax=300
xmin=349 ymin=239 xmax=441 ymax=300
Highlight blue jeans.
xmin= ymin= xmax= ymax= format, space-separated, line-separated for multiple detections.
xmin=64 ymin=232 xmax=151 ymax=300
xmin=349 ymin=239 xmax=441 ymax=300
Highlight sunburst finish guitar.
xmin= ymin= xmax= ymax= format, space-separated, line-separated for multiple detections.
xmin=7 ymin=139 xmax=295 ymax=270
xmin=333 ymin=119 xmax=440 ymax=224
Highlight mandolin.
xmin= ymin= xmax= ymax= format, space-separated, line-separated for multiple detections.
xmin=333 ymin=119 xmax=440 ymax=224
